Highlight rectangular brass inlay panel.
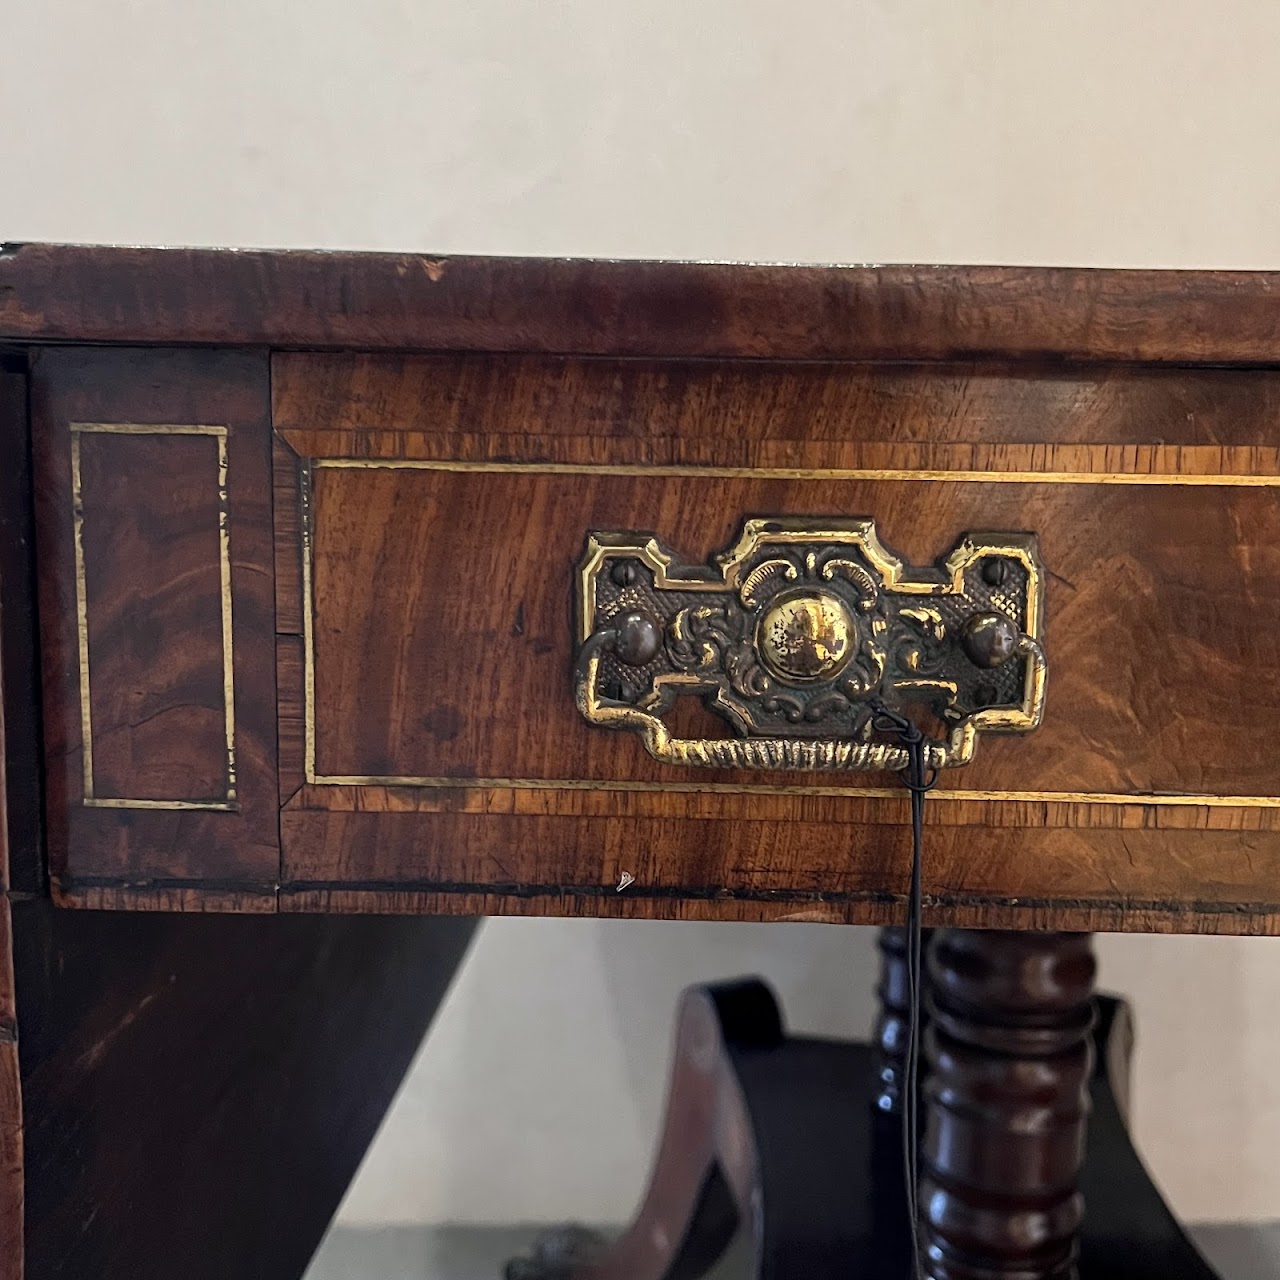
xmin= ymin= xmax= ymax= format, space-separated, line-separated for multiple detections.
xmin=72 ymin=422 xmax=237 ymax=811
xmin=300 ymin=456 xmax=1280 ymax=811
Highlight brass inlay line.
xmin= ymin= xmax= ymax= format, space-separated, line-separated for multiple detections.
xmin=301 ymin=455 xmax=1278 ymax=812
xmin=70 ymin=431 xmax=94 ymax=800
xmin=310 ymin=457 xmax=1280 ymax=486
xmin=83 ymin=797 xmax=238 ymax=812
xmin=217 ymin=432 xmax=237 ymax=801
xmin=301 ymin=459 xmax=318 ymax=786
xmin=71 ymin=423 xmax=228 ymax=437
xmin=301 ymin=773 xmax=1280 ymax=809
xmin=72 ymin=423 xmax=237 ymax=812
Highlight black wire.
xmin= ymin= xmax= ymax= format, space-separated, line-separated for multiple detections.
xmin=870 ymin=701 xmax=937 ymax=1280
xmin=904 ymin=738 xmax=928 ymax=1280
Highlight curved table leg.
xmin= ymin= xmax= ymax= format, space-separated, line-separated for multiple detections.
xmin=580 ymin=980 xmax=778 ymax=1280
xmin=508 ymin=961 xmax=1223 ymax=1280
xmin=507 ymin=980 xmax=778 ymax=1280
xmin=507 ymin=978 xmax=892 ymax=1280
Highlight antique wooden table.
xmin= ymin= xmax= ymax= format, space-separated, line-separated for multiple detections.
xmin=1 ymin=244 xmax=1277 ymax=1279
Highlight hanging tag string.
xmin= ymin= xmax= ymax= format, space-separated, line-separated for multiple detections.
xmin=870 ymin=701 xmax=939 ymax=1280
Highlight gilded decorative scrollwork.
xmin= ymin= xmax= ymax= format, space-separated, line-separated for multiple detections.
xmin=575 ymin=519 xmax=1046 ymax=772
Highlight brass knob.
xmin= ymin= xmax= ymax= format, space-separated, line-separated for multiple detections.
xmin=756 ymin=589 xmax=855 ymax=683
xmin=613 ymin=611 xmax=661 ymax=666
xmin=962 ymin=611 xmax=1020 ymax=669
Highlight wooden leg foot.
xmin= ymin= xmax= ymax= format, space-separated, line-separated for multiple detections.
xmin=505 ymin=1226 xmax=609 ymax=1280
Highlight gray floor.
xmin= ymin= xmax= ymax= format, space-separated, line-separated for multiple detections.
xmin=304 ymin=1226 xmax=748 ymax=1280
xmin=1193 ymin=1225 xmax=1280 ymax=1279
xmin=304 ymin=1223 xmax=1280 ymax=1279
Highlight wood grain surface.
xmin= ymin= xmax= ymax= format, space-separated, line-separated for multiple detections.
xmin=75 ymin=430 xmax=232 ymax=803
xmin=7 ymin=244 xmax=1280 ymax=364
xmin=273 ymin=351 xmax=1280 ymax=460
xmin=0 ymin=360 xmax=29 ymax=1279
xmin=30 ymin=349 xmax=279 ymax=902
xmin=270 ymin=351 xmax=1280 ymax=931
xmin=13 ymin=898 xmax=475 ymax=1280
xmin=297 ymin=467 xmax=1280 ymax=798
xmin=0 ymin=379 xmax=26 ymax=1277
xmin=0 ymin=745 xmax=22 ymax=1280
xmin=13 ymin=258 xmax=1280 ymax=930
xmin=0 ymin=359 xmax=42 ymax=899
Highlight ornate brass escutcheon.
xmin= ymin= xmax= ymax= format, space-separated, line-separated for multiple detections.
xmin=574 ymin=519 xmax=1046 ymax=772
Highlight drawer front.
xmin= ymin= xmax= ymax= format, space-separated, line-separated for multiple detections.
xmin=33 ymin=346 xmax=1280 ymax=929
xmin=270 ymin=353 xmax=1280 ymax=930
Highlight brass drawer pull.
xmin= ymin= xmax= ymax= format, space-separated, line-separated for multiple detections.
xmin=574 ymin=519 xmax=1046 ymax=772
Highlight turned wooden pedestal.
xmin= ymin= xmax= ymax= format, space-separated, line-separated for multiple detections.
xmin=509 ymin=927 xmax=1216 ymax=1280
xmin=923 ymin=931 xmax=1096 ymax=1280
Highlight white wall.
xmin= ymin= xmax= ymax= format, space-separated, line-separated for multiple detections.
xmin=5 ymin=0 xmax=1280 ymax=1227
xmin=346 ymin=923 xmax=1280 ymax=1226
